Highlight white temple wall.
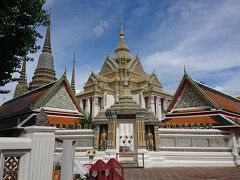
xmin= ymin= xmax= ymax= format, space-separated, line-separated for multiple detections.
xmin=105 ymin=94 xmax=115 ymax=109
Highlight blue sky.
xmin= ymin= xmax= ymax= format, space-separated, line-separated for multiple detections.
xmin=1 ymin=0 xmax=240 ymax=103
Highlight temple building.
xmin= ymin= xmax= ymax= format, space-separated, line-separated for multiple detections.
xmin=93 ymin=82 xmax=160 ymax=152
xmin=76 ymin=22 xmax=172 ymax=119
xmin=0 ymin=75 xmax=82 ymax=137
xmin=161 ymin=72 xmax=240 ymax=129
xmin=1 ymin=20 xmax=82 ymax=137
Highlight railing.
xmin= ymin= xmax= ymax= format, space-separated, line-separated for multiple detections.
xmin=0 ymin=126 xmax=56 ymax=180
xmin=116 ymin=152 xmax=144 ymax=168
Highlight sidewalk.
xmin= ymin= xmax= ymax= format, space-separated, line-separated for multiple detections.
xmin=124 ymin=167 xmax=240 ymax=180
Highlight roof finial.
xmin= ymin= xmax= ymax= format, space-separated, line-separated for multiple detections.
xmin=63 ymin=66 xmax=67 ymax=77
xmin=71 ymin=52 xmax=76 ymax=94
xmin=120 ymin=10 xmax=124 ymax=37
xmin=184 ymin=64 xmax=187 ymax=74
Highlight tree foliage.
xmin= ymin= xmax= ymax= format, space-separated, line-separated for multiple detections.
xmin=80 ymin=114 xmax=93 ymax=129
xmin=0 ymin=0 xmax=49 ymax=93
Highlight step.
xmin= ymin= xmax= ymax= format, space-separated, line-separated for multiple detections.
xmin=120 ymin=160 xmax=139 ymax=168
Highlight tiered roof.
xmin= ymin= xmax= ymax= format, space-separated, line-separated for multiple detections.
xmin=162 ymin=72 xmax=240 ymax=127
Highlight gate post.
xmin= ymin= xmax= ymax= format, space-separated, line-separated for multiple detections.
xmin=60 ymin=139 xmax=76 ymax=180
xmin=24 ymin=126 xmax=56 ymax=180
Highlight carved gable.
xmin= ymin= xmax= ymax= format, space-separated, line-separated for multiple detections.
xmin=100 ymin=61 xmax=115 ymax=75
xmin=44 ymin=85 xmax=77 ymax=111
xmin=86 ymin=76 xmax=95 ymax=85
xmin=176 ymin=83 xmax=210 ymax=109
xmin=148 ymin=74 xmax=162 ymax=88
xmin=132 ymin=62 xmax=145 ymax=75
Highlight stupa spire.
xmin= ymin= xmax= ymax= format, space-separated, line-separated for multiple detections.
xmin=71 ymin=52 xmax=76 ymax=94
xmin=19 ymin=58 xmax=27 ymax=83
xmin=28 ymin=10 xmax=57 ymax=91
xmin=43 ymin=8 xmax=51 ymax=53
xmin=42 ymin=23 xmax=51 ymax=53
xmin=13 ymin=59 xmax=28 ymax=98
xmin=115 ymin=11 xmax=130 ymax=60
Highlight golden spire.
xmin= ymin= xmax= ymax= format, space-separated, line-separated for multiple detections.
xmin=115 ymin=10 xmax=130 ymax=59
xmin=71 ymin=52 xmax=76 ymax=94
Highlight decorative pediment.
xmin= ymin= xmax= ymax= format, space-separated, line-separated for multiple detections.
xmin=129 ymin=57 xmax=145 ymax=75
xmin=44 ymin=84 xmax=77 ymax=111
xmin=175 ymin=83 xmax=211 ymax=109
xmin=148 ymin=74 xmax=162 ymax=88
xmin=86 ymin=75 xmax=97 ymax=86
xmin=99 ymin=58 xmax=118 ymax=75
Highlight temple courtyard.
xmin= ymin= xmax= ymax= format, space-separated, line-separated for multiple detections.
xmin=124 ymin=167 xmax=240 ymax=180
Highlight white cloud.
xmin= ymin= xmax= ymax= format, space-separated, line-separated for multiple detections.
xmin=143 ymin=0 xmax=240 ymax=96
xmin=93 ymin=20 xmax=108 ymax=36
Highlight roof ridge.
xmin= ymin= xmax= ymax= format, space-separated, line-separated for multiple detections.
xmin=4 ymin=81 xmax=56 ymax=105
xmin=195 ymin=80 xmax=240 ymax=103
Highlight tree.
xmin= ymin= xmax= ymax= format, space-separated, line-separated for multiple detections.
xmin=0 ymin=0 xmax=49 ymax=93
xmin=80 ymin=114 xmax=93 ymax=129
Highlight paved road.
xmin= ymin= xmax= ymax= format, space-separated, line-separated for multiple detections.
xmin=124 ymin=167 xmax=240 ymax=180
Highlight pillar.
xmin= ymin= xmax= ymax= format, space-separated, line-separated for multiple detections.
xmin=137 ymin=121 xmax=146 ymax=149
xmin=107 ymin=121 xmax=116 ymax=149
xmin=61 ymin=139 xmax=76 ymax=180
xmin=92 ymin=95 xmax=99 ymax=117
xmin=231 ymin=132 xmax=239 ymax=156
xmin=156 ymin=97 xmax=160 ymax=119
xmin=24 ymin=126 xmax=56 ymax=180
xmin=94 ymin=126 xmax=100 ymax=149
xmin=154 ymin=125 xmax=160 ymax=151
xmin=150 ymin=95 xmax=155 ymax=113
xmin=86 ymin=98 xmax=90 ymax=114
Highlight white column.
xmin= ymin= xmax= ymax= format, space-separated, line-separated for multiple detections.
xmin=92 ymin=96 xmax=99 ymax=117
xmin=24 ymin=126 xmax=56 ymax=180
xmin=116 ymin=123 xmax=120 ymax=152
xmin=231 ymin=132 xmax=239 ymax=156
xmin=150 ymin=96 xmax=155 ymax=113
xmin=86 ymin=98 xmax=90 ymax=114
xmin=158 ymin=98 xmax=162 ymax=119
xmin=156 ymin=97 xmax=160 ymax=119
xmin=61 ymin=139 xmax=76 ymax=180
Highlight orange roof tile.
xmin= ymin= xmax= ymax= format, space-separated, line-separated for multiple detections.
xmin=197 ymin=83 xmax=240 ymax=114
xmin=162 ymin=116 xmax=217 ymax=125
xmin=162 ymin=115 xmax=234 ymax=126
xmin=48 ymin=116 xmax=79 ymax=125
xmin=0 ymin=83 xmax=54 ymax=119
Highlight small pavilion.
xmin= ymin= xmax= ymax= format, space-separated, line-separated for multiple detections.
xmin=93 ymin=82 xmax=160 ymax=152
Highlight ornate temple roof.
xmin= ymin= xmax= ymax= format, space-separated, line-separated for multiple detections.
xmin=29 ymin=22 xmax=57 ymax=91
xmin=13 ymin=59 xmax=28 ymax=98
xmin=0 ymin=76 xmax=81 ymax=120
xmin=167 ymin=72 xmax=240 ymax=114
xmin=93 ymin=107 xmax=109 ymax=123
xmin=114 ymin=23 xmax=130 ymax=60
xmin=77 ymin=18 xmax=172 ymax=100
xmin=162 ymin=72 xmax=240 ymax=127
